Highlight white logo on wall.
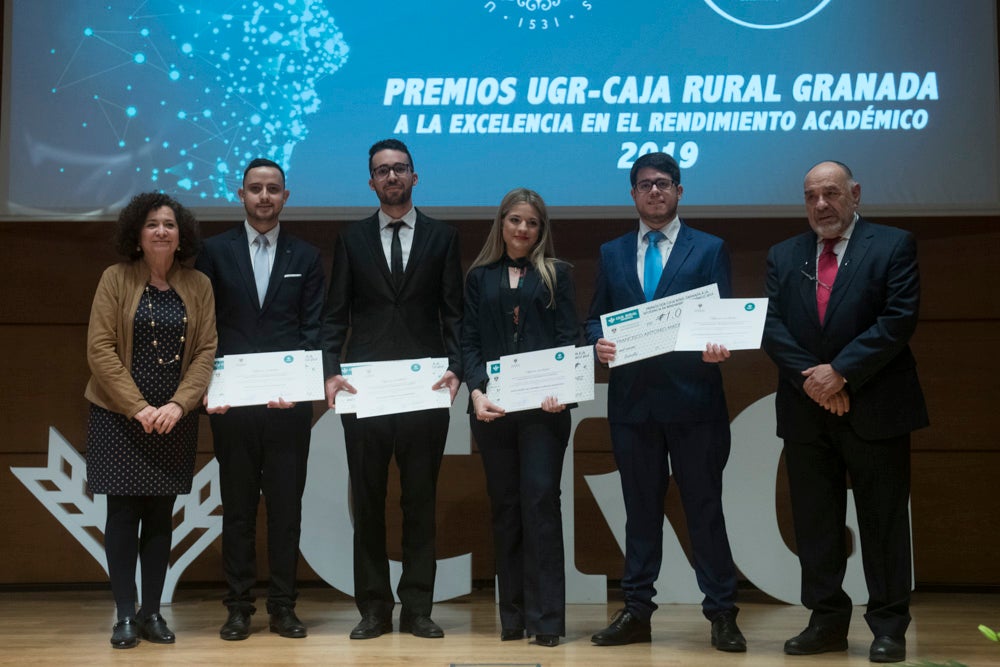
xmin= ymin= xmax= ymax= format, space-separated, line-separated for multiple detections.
xmin=703 ymin=0 xmax=832 ymax=30
xmin=14 ymin=389 xmax=893 ymax=605
xmin=483 ymin=0 xmax=594 ymax=30
xmin=11 ymin=428 xmax=222 ymax=603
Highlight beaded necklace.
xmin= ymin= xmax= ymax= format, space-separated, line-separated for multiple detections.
xmin=144 ymin=284 xmax=187 ymax=366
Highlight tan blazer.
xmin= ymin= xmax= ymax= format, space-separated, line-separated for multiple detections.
xmin=84 ymin=260 xmax=217 ymax=418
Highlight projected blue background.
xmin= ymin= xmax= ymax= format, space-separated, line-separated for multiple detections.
xmin=4 ymin=0 xmax=999 ymax=216
xmin=10 ymin=0 xmax=348 ymax=210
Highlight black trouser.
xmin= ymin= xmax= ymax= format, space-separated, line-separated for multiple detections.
xmin=211 ymin=403 xmax=312 ymax=613
xmin=471 ymin=408 xmax=570 ymax=636
xmin=342 ymin=408 xmax=449 ymax=619
xmin=784 ymin=429 xmax=912 ymax=639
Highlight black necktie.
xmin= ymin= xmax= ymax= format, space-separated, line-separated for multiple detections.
xmin=389 ymin=221 xmax=404 ymax=286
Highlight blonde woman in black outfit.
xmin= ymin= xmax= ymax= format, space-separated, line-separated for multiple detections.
xmin=461 ymin=188 xmax=580 ymax=647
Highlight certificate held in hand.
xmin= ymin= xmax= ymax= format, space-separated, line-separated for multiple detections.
xmin=673 ymin=297 xmax=768 ymax=351
xmin=599 ymin=283 xmax=720 ymax=367
xmin=334 ymin=357 xmax=451 ymax=419
xmin=206 ymin=350 xmax=325 ymax=409
xmin=486 ymin=345 xmax=594 ymax=413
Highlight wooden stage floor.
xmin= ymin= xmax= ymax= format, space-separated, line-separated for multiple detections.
xmin=0 ymin=587 xmax=997 ymax=666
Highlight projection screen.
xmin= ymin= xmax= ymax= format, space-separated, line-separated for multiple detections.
xmin=1 ymin=0 xmax=998 ymax=220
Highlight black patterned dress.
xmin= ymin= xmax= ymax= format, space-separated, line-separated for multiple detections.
xmin=86 ymin=286 xmax=199 ymax=495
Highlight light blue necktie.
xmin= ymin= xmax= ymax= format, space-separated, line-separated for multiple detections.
xmin=253 ymin=234 xmax=270 ymax=307
xmin=643 ymin=230 xmax=665 ymax=301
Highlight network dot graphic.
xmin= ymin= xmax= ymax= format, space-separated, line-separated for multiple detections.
xmin=44 ymin=1 xmax=350 ymax=204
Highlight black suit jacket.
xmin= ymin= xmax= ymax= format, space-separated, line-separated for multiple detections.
xmin=584 ymin=222 xmax=732 ymax=424
xmin=763 ymin=217 xmax=929 ymax=441
xmin=461 ymin=260 xmax=580 ymax=395
xmin=321 ymin=209 xmax=463 ymax=377
xmin=195 ymin=224 xmax=325 ymax=356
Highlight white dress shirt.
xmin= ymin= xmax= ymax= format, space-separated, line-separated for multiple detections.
xmin=378 ymin=207 xmax=417 ymax=270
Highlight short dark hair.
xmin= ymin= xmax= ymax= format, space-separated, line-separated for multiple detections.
xmin=630 ymin=152 xmax=681 ymax=188
xmin=368 ymin=138 xmax=414 ymax=173
xmin=114 ymin=192 xmax=201 ymax=261
xmin=243 ymin=158 xmax=285 ymax=184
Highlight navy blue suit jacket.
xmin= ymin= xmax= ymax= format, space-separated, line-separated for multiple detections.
xmin=195 ymin=224 xmax=325 ymax=356
xmin=763 ymin=217 xmax=929 ymax=441
xmin=585 ymin=222 xmax=731 ymax=424
xmin=461 ymin=260 xmax=581 ymax=396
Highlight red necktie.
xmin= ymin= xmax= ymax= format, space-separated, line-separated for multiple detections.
xmin=816 ymin=238 xmax=839 ymax=323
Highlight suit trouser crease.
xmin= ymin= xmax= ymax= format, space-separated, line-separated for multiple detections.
xmin=344 ymin=409 xmax=448 ymax=618
xmin=610 ymin=419 xmax=739 ymax=621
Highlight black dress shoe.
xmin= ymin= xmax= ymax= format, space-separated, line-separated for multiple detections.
xmin=784 ymin=625 xmax=849 ymax=655
xmin=711 ymin=609 xmax=746 ymax=652
xmin=110 ymin=617 xmax=139 ymax=649
xmin=350 ymin=614 xmax=392 ymax=640
xmin=869 ymin=635 xmax=906 ymax=663
xmin=591 ymin=609 xmax=652 ymax=646
xmin=500 ymin=628 xmax=525 ymax=641
xmin=138 ymin=612 xmax=176 ymax=644
xmin=269 ymin=607 xmax=307 ymax=638
xmin=219 ymin=607 xmax=252 ymax=641
xmin=534 ymin=634 xmax=560 ymax=647
xmin=400 ymin=615 xmax=444 ymax=638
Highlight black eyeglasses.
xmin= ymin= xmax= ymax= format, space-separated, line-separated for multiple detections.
xmin=635 ymin=179 xmax=675 ymax=193
xmin=371 ymin=163 xmax=412 ymax=180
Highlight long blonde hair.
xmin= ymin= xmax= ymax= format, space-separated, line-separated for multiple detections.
xmin=469 ymin=188 xmax=561 ymax=307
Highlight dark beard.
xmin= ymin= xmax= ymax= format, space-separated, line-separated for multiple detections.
xmin=377 ymin=190 xmax=409 ymax=207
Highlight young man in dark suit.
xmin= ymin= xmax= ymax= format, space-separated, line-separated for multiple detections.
xmin=196 ymin=158 xmax=325 ymax=641
xmin=763 ymin=161 xmax=928 ymax=664
xmin=321 ymin=139 xmax=463 ymax=640
xmin=584 ymin=152 xmax=745 ymax=652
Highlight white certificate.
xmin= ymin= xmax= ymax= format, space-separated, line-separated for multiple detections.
xmin=485 ymin=345 xmax=580 ymax=413
xmin=206 ymin=350 xmax=324 ymax=409
xmin=572 ymin=346 xmax=595 ymax=403
xmin=673 ymin=297 xmax=769 ymax=351
xmin=335 ymin=357 xmax=451 ymax=419
xmin=600 ymin=283 xmax=720 ymax=367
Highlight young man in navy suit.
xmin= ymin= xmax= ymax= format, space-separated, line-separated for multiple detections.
xmin=584 ymin=152 xmax=745 ymax=652
xmin=321 ymin=139 xmax=463 ymax=640
xmin=196 ymin=158 xmax=325 ymax=641
xmin=764 ymin=161 xmax=928 ymax=664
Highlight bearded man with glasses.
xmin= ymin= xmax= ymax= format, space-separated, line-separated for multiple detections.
xmin=320 ymin=138 xmax=463 ymax=641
